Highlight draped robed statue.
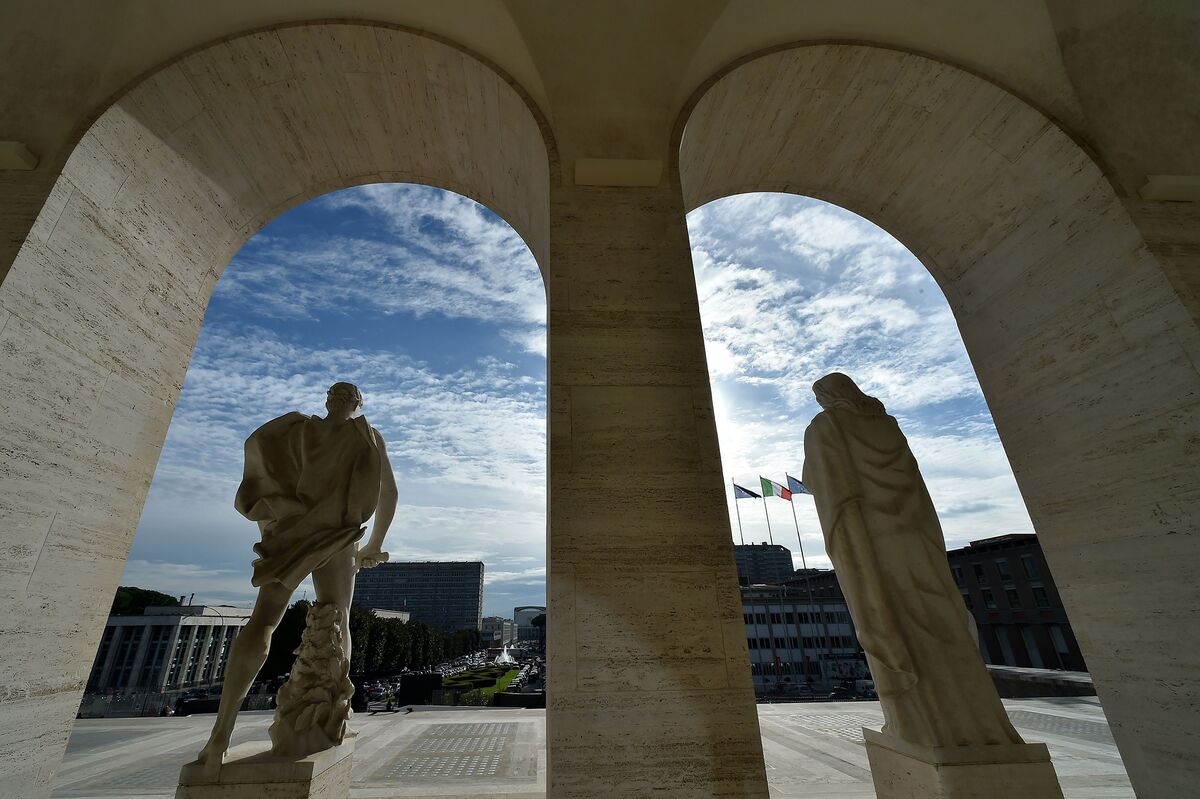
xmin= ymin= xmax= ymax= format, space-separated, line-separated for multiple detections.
xmin=802 ymin=372 xmax=1022 ymax=749
xmin=197 ymin=382 xmax=397 ymax=765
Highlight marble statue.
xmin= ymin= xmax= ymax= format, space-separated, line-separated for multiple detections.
xmin=802 ymin=373 xmax=1022 ymax=749
xmin=196 ymin=382 xmax=396 ymax=765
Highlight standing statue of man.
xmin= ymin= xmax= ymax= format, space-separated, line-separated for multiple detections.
xmin=802 ymin=372 xmax=1021 ymax=748
xmin=197 ymin=382 xmax=396 ymax=765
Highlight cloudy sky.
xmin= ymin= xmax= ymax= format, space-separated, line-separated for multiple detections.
xmin=123 ymin=186 xmax=1034 ymax=616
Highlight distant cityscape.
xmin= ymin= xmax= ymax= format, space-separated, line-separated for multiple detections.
xmin=83 ymin=559 xmax=546 ymax=714
xmin=83 ymin=535 xmax=1078 ymax=707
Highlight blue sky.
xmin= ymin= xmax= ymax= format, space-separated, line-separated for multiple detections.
xmin=122 ymin=185 xmax=1034 ymax=618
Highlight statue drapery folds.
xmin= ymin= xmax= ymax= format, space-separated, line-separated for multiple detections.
xmin=803 ymin=373 xmax=1021 ymax=748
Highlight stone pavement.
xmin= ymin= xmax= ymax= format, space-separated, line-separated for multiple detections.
xmin=50 ymin=698 xmax=1133 ymax=799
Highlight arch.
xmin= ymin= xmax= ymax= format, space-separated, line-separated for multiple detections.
xmin=676 ymin=44 xmax=1200 ymax=796
xmin=0 ymin=21 xmax=551 ymax=795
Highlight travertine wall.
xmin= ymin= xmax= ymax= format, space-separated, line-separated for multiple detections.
xmin=0 ymin=23 xmax=549 ymax=797
xmin=545 ymin=183 xmax=768 ymax=797
xmin=679 ymin=44 xmax=1200 ymax=797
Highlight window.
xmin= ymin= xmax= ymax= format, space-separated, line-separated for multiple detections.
xmin=1006 ymin=588 xmax=1022 ymax=608
xmin=1032 ymin=586 xmax=1050 ymax=608
xmin=774 ymin=637 xmax=786 ymax=649
xmin=972 ymin=563 xmax=988 ymax=586
xmin=784 ymin=612 xmax=795 ymax=624
xmin=982 ymin=590 xmax=997 ymax=609
xmin=759 ymin=638 xmax=770 ymax=649
xmin=754 ymin=613 xmax=766 ymax=624
xmin=952 ymin=566 xmax=964 ymax=586
xmin=1021 ymin=554 xmax=1039 ymax=578
xmin=743 ymin=613 xmax=753 ymax=625
xmin=962 ymin=592 xmax=973 ymax=610
xmin=747 ymin=638 xmax=758 ymax=649
xmin=770 ymin=613 xmax=783 ymax=624
xmin=996 ymin=559 xmax=1012 ymax=581
xmin=788 ymin=637 xmax=799 ymax=648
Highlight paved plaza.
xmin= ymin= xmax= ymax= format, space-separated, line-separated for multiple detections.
xmin=50 ymin=699 xmax=1133 ymax=799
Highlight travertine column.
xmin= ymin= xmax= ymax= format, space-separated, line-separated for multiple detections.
xmin=546 ymin=182 xmax=769 ymax=798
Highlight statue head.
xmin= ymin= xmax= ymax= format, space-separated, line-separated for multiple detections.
xmin=325 ymin=382 xmax=364 ymax=420
xmin=812 ymin=372 xmax=886 ymax=415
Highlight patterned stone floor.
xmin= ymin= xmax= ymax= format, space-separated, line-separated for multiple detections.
xmin=50 ymin=698 xmax=1134 ymax=798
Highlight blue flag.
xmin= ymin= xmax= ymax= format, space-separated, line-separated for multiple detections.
xmin=786 ymin=474 xmax=812 ymax=496
xmin=733 ymin=483 xmax=761 ymax=500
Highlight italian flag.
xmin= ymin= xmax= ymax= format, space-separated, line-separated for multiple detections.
xmin=760 ymin=477 xmax=792 ymax=501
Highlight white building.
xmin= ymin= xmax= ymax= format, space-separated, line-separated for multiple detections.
xmin=86 ymin=605 xmax=252 ymax=694
xmin=482 ymin=616 xmax=515 ymax=646
xmin=513 ymin=606 xmax=545 ymax=643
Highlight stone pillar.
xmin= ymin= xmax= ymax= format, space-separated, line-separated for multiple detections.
xmin=160 ymin=626 xmax=184 ymax=691
xmin=124 ymin=625 xmax=153 ymax=690
xmin=94 ymin=627 xmax=123 ymax=689
xmin=546 ymin=181 xmax=769 ymax=798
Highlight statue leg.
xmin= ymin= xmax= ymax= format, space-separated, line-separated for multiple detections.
xmin=197 ymin=582 xmax=293 ymax=764
xmin=312 ymin=544 xmax=356 ymax=664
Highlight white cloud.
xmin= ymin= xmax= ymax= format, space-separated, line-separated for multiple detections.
xmin=689 ymin=193 xmax=1035 ymax=569
xmin=129 ymin=188 xmax=1034 ymax=621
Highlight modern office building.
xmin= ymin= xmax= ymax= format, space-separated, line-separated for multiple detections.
xmin=352 ymin=561 xmax=484 ymax=632
xmin=733 ymin=543 xmax=796 ymax=586
xmin=741 ymin=582 xmax=863 ymax=694
xmin=514 ymin=605 xmax=546 ymax=643
xmin=85 ymin=605 xmax=252 ymax=694
xmin=947 ymin=534 xmax=1087 ymax=671
xmin=482 ymin=616 xmax=515 ymax=647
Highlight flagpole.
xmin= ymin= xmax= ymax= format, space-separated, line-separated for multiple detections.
xmin=760 ymin=494 xmax=774 ymax=545
xmin=789 ymin=484 xmax=832 ymax=688
xmin=732 ymin=479 xmax=745 ymax=546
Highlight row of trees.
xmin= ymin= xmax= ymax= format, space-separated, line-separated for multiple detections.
xmin=110 ymin=585 xmax=180 ymax=615
xmin=260 ymin=601 xmax=481 ymax=681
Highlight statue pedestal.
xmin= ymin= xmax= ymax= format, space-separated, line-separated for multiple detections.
xmin=176 ymin=736 xmax=354 ymax=799
xmin=863 ymin=728 xmax=1064 ymax=799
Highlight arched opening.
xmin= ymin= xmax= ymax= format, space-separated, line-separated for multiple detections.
xmin=685 ymin=192 xmax=1131 ymax=793
xmin=676 ymin=43 xmax=1199 ymax=794
xmin=0 ymin=22 xmax=550 ymax=795
xmin=60 ymin=181 xmax=547 ymax=792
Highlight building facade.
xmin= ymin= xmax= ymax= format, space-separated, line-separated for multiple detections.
xmin=352 ymin=561 xmax=483 ymax=632
xmin=948 ymin=534 xmax=1087 ymax=672
xmin=85 ymin=605 xmax=251 ymax=694
xmin=513 ymin=605 xmax=545 ymax=643
xmin=741 ymin=582 xmax=863 ymax=694
xmin=733 ymin=543 xmax=796 ymax=586
xmin=482 ymin=616 xmax=515 ymax=647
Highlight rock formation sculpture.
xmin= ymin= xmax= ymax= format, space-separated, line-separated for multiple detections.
xmin=269 ymin=602 xmax=356 ymax=757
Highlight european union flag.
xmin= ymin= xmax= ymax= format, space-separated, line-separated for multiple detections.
xmin=733 ymin=483 xmax=761 ymax=500
xmin=786 ymin=474 xmax=812 ymax=496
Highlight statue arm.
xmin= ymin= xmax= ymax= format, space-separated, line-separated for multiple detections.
xmin=358 ymin=429 xmax=397 ymax=569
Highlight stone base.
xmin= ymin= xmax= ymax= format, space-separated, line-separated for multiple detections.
xmin=863 ymin=727 xmax=1064 ymax=799
xmin=176 ymin=736 xmax=354 ymax=799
